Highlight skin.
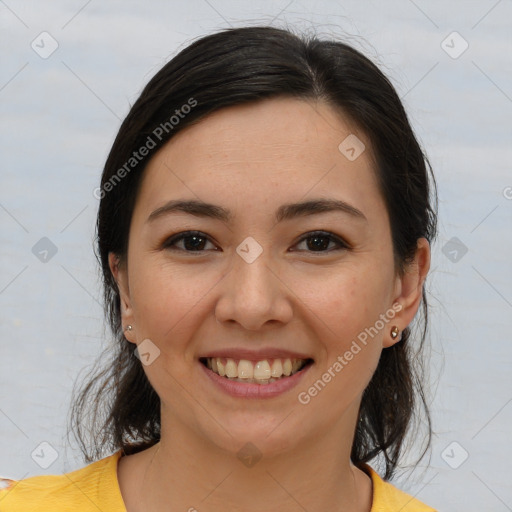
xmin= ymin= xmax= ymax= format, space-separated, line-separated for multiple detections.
xmin=109 ymin=97 xmax=430 ymax=512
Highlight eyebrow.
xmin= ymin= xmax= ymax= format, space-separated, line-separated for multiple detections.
xmin=146 ymin=198 xmax=367 ymax=224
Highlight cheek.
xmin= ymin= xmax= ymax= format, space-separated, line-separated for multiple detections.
xmin=128 ymin=254 xmax=258 ymax=396
xmin=299 ymin=268 xmax=382 ymax=336
xmin=129 ymin=260 xmax=218 ymax=350
xmin=297 ymin=265 xmax=389 ymax=372
xmin=297 ymin=273 xmax=386 ymax=409
xmin=127 ymin=260 xmax=218 ymax=399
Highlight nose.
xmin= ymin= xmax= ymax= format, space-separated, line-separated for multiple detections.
xmin=214 ymin=248 xmax=293 ymax=331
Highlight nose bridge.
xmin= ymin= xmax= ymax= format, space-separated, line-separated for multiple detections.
xmin=231 ymin=245 xmax=276 ymax=310
xmin=236 ymin=247 xmax=273 ymax=296
xmin=215 ymin=240 xmax=292 ymax=329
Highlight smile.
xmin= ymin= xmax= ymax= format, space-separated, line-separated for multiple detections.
xmin=200 ymin=357 xmax=312 ymax=384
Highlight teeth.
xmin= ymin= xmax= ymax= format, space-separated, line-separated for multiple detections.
xmin=225 ymin=359 xmax=238 ymax=378
xmin=291 ymin=359 xmax=302 ymax=373
xmin=271 ymin=359 xmax=283 ymax=378
xmin=283 ymin=359 xmax=292 ymax=376
xmin=205 ymin=357 xmax=308 ymax=383
xmin=217 ymin=359 xmax=226 ymax=377
xmin=253 ymin=360 xmax=271 ymax=380
xmin=238 ymin=359 xmax=254 ymax=379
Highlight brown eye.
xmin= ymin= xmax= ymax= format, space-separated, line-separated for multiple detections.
xmin=292 ymin=231 xmax=349 ymax=253
xmin=163 ymin=231 xmax=218 ymax=252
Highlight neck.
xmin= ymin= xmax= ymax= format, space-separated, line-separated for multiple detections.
xmin=134 ymin=404 xmax=372 ymax=512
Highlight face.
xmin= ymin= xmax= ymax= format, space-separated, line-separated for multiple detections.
xmin=110 ymin=97 xmax=429 ymax=458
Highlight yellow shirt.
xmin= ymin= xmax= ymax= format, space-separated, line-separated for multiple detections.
xmin=0 ymin=450 xmax=437 ymax=511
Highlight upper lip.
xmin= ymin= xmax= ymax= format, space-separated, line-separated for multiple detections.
xmin=199 ymin=348 xmax=313 ymax=362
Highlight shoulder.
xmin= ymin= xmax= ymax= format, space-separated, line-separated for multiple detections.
xmin=359 ymin=463 xmax=438 ymax=512
xmin=0 ymin=450 xmax=125 ymax=512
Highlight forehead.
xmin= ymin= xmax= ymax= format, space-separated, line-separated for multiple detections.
xmin=134 ymin=97 xmax=385 ymax=224
xmin=166 ymin=97 xmax=366 ymax=166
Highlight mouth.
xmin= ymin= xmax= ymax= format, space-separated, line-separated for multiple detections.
xmin=199 ymin=356 xmax=314 ymax=385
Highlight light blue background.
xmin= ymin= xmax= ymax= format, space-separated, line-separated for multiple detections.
xmin=1 ymin=1 xmax=511 ymax=510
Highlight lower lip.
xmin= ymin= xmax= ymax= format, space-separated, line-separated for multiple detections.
xmin=199 ymin=360 xmax=313 ymax=399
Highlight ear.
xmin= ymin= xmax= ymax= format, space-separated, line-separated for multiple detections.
xmin=108 ymin=252 xmax=136 ymax=344
xmin=384 ymin=237 xmax=431 ymax=348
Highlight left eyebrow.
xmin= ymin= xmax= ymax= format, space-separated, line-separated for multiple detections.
xmin=146 ymin=198 xmax=367 ymax=224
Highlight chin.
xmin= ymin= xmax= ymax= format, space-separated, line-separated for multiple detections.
xmin=202 ymin=416 xmax=305 ymax=460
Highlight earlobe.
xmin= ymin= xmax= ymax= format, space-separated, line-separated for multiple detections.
xmin=108 ymin=252 xmax=136 ymax=343
xmin=384 ymin=238 xmax=431 ymax=348
xmin=390 ymin=325 xmax=401 ymax=341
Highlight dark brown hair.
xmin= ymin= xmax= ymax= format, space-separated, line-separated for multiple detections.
xmin=68 ymin=25 xmax=438 ymax=480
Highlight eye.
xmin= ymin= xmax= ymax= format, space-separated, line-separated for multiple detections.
xmin=162 ymin=230 xmax=349 ymax=254
xmin=291 ymin=231 xmax=349 ymax=253
xmin=162 ymin=231 xmax=218 ymax=252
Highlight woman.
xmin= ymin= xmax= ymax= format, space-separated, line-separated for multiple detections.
xmin=0 ymin=25 xmax=438 ymax=511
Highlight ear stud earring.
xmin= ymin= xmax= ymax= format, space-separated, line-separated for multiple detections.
xmin=124 ymin=325 xmax=133 ymax=332
xmin=390 ymin=325 xmax=400 ymax=340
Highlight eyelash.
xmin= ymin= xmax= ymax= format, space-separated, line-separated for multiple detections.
xmin=161 ymin=230 xmax=350 ymax=254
